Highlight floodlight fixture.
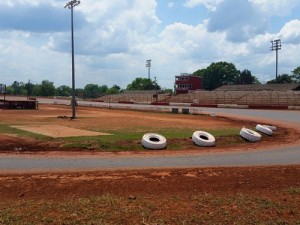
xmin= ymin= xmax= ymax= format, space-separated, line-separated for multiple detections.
xmin=64 ymin=0 xmax=80 ymax=9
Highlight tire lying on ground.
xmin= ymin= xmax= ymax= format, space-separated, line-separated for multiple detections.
xmin=240 ymin=128 xmax=262 ymax=142
xmin=192 ymin=131 xmax=216 ymax=147
xmin=256 ymin=124 xmax=273 ymax=136
xmin=142 ymin=133 xmax=167 ymax=150
xmin=262 ymin=125 xmax=277 ymax=131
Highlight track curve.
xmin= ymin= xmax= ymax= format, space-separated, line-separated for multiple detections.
xmin=0 ymin=101 xmax=299 ymax=172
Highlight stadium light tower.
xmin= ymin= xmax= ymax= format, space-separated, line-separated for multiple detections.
xmin=146 ymin=59 xmax=151 ymax=79
xmin=270 ymin=39 xmax=282 ymax=80
xmin=65 ymin=0 xmax=80 ymax=119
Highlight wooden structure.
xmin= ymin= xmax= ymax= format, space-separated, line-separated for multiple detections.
xmin=0 ymin=99 xmax=38 ymax=109
xmin=174 ymin=73 xmax=202 ymax=94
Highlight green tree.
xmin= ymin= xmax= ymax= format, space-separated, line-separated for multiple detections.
xmin=56 ymin=85 xmax=71 ymax=96
xmin=266 ymin=74 xmax=293 ymax=84
xmin=238 ymin=69 xmax=253 ymax=84
xmin=34 ymin=80 xmax=56 ymax=96
xmin=238 ymin=69 xmax=255 ymax=84
xmin=98 ymin=85 xmax=108 ymax=94
xmin=201 ymin=62 xmax=240 ymax=90
xmin=192 ymin=68 xmax=206 ymax=78
xmin=11 ymin=81 xmax=27 ymax=95
xmin=84 ymin=84 xmax=100 ymax=98
xmin=106 ymin=84 xmax=121 ymax=95
xmin=291 ymin=66 xmax=300 ymax=83
xmin=106 ymin=87 xmax=119 ymax=95
xmin=253 ymin=76 xmax=261 ymax=84
xmin=127 ymin=77 xmax=161 ymax=91
xmin=75 ymin=88 xmax=84 ymax=99
xmin=32 ymin=85 xmax=41 ymax=96
xmin=11 ymin=81 xmax=20 ymax=95
xmin=25 ymin=82 xmax=36 ymax=97
xmin=112 ymin=85 xmax=121 ymax=91
xmin=5 ymin=86 xmax=14 ymax=94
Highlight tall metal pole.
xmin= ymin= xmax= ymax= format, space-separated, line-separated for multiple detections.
xmin=146 ymin=59 xmax=151 ymax=79
xmin=27 ymin=80 xmax=30 ymax=100
xmin=65 ymin=0 xmax=80 ymax=119
xmin=270 ymin=39 xmax=281 ymax=80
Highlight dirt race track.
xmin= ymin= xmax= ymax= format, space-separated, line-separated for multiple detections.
xmin=0 ymin=104 xmax=300 ymax=224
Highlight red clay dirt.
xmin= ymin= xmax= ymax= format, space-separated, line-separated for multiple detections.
xmin=0 ymin=105 xmax=299 ymax=224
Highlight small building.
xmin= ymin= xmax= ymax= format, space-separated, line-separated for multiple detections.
xmin=174 ymin=73 xmax=202 ymax=94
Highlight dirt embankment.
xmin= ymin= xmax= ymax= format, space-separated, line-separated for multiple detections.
xmin=0 ymin=166 xmax=299 ymax=200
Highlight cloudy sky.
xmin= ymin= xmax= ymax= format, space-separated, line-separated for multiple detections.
xmin=0 ymin=0 xmax=300 ymax=89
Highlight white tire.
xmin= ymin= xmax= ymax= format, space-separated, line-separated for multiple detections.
xmin=142 ymin=133 xmax=167 ymax=150
xmin=262 ymin=125 xmax=277 ymax=131
xmin=192 ymin=131 xmax=216 ymax=147
xmin=240 ymin=128 xmax=261 ymax=142
xmin=256 ymin=124 xmax=273 ymax=136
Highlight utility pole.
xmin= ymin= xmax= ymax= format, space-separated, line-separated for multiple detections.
xmin=146 ymin=59 xmax=151 ymax=79
xmin=270 ymin=39 xmax=281 ymax=80
xmin=154 ymin=76 xmax=158 ymax=103
xmin=154 ymin=76 xmax=158 ymax=92
xmin=65 ymin=0 xmax=80 ymax=119
xmin=27 ymin=80 xmax=30 ymax=100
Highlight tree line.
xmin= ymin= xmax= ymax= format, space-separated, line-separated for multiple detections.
xmin=193 ymin=62 xmax=300 ymax=90
xmin=2 ymin=62 xmax=299 ymax=98
xmin=2 ymin=78 xmax=162 ymax=98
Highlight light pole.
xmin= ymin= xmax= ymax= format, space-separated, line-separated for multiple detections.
xmin=270 ymin=39 xmax=281 ymax=80
xmin=146 ymin=59 xmax=151 ymax=79
xmin=65 ymin=0 xmax=80 ymax=119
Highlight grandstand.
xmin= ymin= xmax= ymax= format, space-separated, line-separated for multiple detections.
xmin=94 ymin=90 xmax=172 ymax=104
xmin=93 ymin=84 xmax=300 ymax=107
xmin=170 ymin=84 xmax=300 ymax=107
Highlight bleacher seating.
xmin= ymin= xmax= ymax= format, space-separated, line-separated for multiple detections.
xmin=94 ymin=85 xmax=300 ymax=106
xmin=169 ymin=89 xmax=300 ymax=106
xmin=215 ymin=84 xmax=300 ymax=92
xmin=94 ymin=91 xmax=171 ymax=104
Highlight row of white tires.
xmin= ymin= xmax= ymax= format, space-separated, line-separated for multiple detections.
xmin=142 ymin=131 xmax=216 ymax=150
xmin=142 ymin=124 xmax=277 ymax=149
xmin=240 ymin=124 xmax=277 ymax=142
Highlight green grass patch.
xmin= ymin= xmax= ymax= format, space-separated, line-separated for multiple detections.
xmin=0 ymin=121 xmax=242 ymax=151
xmin=58 ymin=128 xmax=241 ymax=152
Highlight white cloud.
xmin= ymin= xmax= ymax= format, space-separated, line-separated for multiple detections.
xmin=0 ymin=0 xmax=41 ymax=6
xmin=280 ymin=20 xmax=300 ymax=44
xmin=207 ymin=0 xmax=268 ymax=42
xmin=61 ymin=0 xmax=161 ymax=56
xmin=250 ymin=0 xmax=299 ymax=16
xmin=168 ymin=2 xmax=175 ymax=8
xmin=184 ymin=0 xmax=223 ymax=11
xmin=0 ymin=0 xmax=300 ymax=90
xmin=0 ymin=32 xmax=70 ymax=86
